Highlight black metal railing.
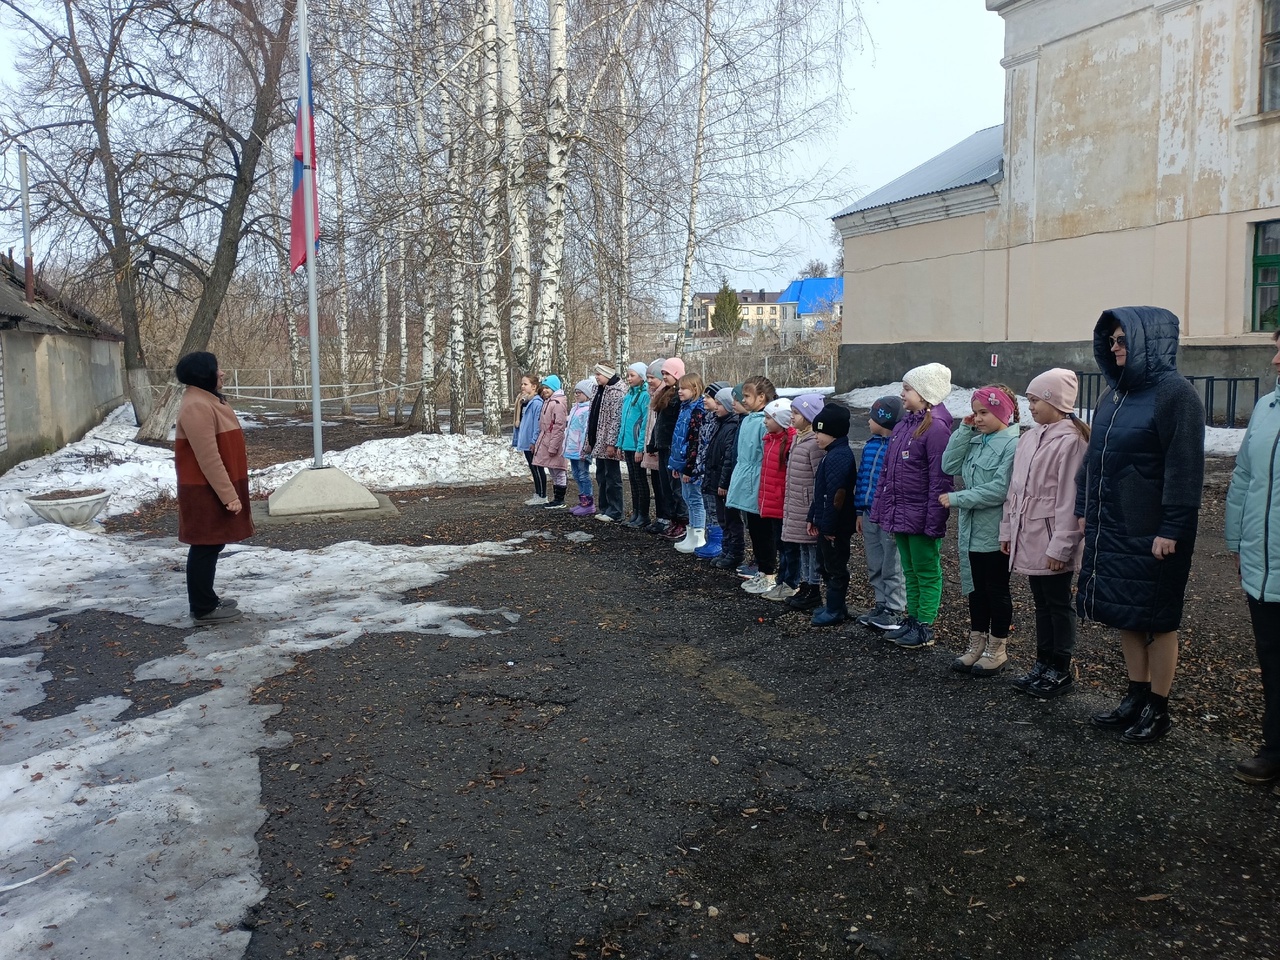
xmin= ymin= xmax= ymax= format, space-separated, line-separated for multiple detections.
xmin=1074 ymin=373 xmax=1261 ymax=428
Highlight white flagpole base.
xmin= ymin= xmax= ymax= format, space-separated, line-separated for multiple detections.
xmin=267 ymin=466 xmax=381 ymax=516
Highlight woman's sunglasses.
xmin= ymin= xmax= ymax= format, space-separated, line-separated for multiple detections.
xmin=1107 ymin=335 xmax=1127 ymax=348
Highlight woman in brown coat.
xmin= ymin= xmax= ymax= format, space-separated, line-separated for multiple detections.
xmin=174 ymin=352 xmax=254 ymax=624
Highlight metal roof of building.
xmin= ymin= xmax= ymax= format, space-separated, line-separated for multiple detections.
xmin=832 ymin=124 xmax=1004 ymax=218
xmin=777 ymin=277 xmax=843 ymax=314
xmin=0 ymin=253 xmax=122 ymax=340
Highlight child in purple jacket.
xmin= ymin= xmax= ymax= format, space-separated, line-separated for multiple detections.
xmin=868 ymin=363 xmax=955 ymax=650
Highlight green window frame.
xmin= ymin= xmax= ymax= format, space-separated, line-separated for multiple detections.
xmin=1266 ymin=0 xmax=1280 ymax=112
xmin=1255 ymin=220 xmax=1280 ymax=331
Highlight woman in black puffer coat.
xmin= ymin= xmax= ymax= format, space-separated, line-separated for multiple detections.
xmin=1076 ymin=306 xmax=1205 ymax=745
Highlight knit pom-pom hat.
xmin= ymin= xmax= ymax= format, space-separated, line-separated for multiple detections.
xmin=902 ymin=362 xmax=952 ymax=406
xmin=1026 ymin=368 xmax=1078 ymax=414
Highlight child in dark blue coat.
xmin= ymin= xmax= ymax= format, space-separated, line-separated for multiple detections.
xmin=807 ymin=403 xmax=858 ymax=626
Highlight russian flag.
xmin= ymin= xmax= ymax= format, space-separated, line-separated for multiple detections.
xmin=290 ymin=56 xmax=319 ymax=273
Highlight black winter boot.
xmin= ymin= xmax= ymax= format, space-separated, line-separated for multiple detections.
xmin=786 ymin=583 xmax=822 ymax=612
xmin=544 ymin=486 xmax=568 ymax=509
xmin=1092 ymin=681 xmax=1150 ymax=729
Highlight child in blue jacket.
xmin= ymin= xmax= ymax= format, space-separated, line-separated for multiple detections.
xmin=855 ymin=396 xmax=908 ymax=630
xmin=807 ymin=402 xmax=858 ymax=626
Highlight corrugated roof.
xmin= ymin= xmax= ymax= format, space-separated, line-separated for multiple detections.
xmin=777 ymin=277 xmax=843 ymax=314
xmin=833 ymin=124 xmax=1004 ymax=218
xmin=0 ymin=253 xmax=122 ymax=340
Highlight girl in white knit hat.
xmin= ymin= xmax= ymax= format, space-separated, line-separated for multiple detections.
xmin=868 ymin=362 xmax=956 ymax=650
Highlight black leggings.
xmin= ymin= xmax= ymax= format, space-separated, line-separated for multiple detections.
xmin=1028 ymin=571 xmax=1076 ymax=668
xmin=745 ymin=512 xmax=777 ymax=575
xmin=524 ymin=450 xmax=546 ymax=497
xmin=968 ymin=550 xmax=1013 ymax=637
xmin=187 ymin=543 xmax=225 ymax=616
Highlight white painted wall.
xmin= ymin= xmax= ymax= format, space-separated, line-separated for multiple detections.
xmin=841 ymin=0 xmax=1280 ymax=347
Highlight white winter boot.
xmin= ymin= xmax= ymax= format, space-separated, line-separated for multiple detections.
xmin=675 ymin=527 xmax=705 ymax=554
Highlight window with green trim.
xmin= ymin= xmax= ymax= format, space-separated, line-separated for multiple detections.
xmin=1256 ymin=221 xmax=1280 ymax=331
xmin=1266 ymin=0 xmax=1280 ymax=112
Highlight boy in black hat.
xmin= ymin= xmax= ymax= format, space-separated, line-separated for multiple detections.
xmin=806 ymin=402 xmax=857 ymax=626
xmin=855 ymin=396 xmax=908 ymax=630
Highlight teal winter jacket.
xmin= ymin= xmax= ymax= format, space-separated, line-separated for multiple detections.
xmin=617 ymin=383 xmax=649 ymax=453
xmin=941 ymin=421 xmax=1019 ymax=595
xmin=1226 ymin=383 xmax=1280 ymax=601
xmin=726 ymin=411 xmax=766 ymax=514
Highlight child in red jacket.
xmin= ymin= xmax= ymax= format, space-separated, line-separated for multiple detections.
xmin=756 ymin=398 xmax=797 ymax=601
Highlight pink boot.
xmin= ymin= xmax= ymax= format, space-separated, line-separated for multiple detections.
xmin=570 ymin=495 xmax=595 ymax=517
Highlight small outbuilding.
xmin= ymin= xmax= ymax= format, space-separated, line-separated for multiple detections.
xmin=0 ymin=252 xmax=127 ymax=475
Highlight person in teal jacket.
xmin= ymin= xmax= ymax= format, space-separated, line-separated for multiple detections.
xmin=726 ymin=376 xmax=778 ymax=593
xmin=940 ymin=385 xmax=1020 ymax=677
xmin=1226 ymin=331 xmax=1280 ymax=787
xmin=617 ymin=362 xmax=652 ymax=527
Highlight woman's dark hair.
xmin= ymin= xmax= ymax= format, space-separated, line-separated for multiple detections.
xmin=653 ymin=384 xmax=678 ymax=411
xmin=174 ymin=352 xmax=221 ymax=397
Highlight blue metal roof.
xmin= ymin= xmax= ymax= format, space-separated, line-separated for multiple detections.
xmin=832 ymin=124 xmax=1004 ymax=218
xmin=778 ymin=277 xmax=843 ymax=314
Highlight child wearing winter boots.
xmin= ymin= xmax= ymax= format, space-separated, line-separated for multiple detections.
xmin=515 ymin=375 xmax=546 ymax=505
xmin=759 ymin=398 xmax=798 ymax=600
xmin=532 ymin=375 xmax=570 ymax=508
xmin=670 ymin=372 xmax=708 ymax=553
xmin=941 ymin=385 xmax=1020 ymax=672
xmin=708 ymin=386 xmax=744 ymax=570
xmin=782 ymin=394 xmax=827 ymax=611
xmin=566 ymin=379 xmax=596 ymax=515
xmin=807 ymin=403 xmax=858 ymax=625
xmin=854 ymin=397 xmax=907 ymax=630
xmin=727 ymin=377 xmax=777 ymax=593
xmin=693 ymin=383 xmax=730 ymax=560
xmin=618 ymin=362 xmax=652 ymax=527
xmin=871 ymin=363 xmax=955 ymax=649
xmin=1001 ymin=369 xmax=1089 ymax=699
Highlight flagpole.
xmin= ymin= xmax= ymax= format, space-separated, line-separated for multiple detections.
xmin=297 ymin=0 xmax=324 ymax=468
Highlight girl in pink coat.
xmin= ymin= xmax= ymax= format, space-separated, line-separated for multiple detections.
xmin=999 ymin=368 xmax=1090 ymax=700
xmin=533 ymin=375 xmax=570 ymax=508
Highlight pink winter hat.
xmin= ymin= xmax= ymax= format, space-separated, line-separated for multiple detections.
xmin=1026 ymin=368 xmax=1078 ymax=414
xmin=661 ymin=357 xmax=686 ymax=380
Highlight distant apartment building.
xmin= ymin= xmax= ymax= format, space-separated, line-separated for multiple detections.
xmin=686 ymin=289 xmax=789 ymax=337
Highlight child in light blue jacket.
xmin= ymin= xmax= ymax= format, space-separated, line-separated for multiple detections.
xmin=566 ymin=379 xmax=596 ymax=515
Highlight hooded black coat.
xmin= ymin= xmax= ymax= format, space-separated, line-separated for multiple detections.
xmin=1075 ymin=306 xmax=1205 ymax=632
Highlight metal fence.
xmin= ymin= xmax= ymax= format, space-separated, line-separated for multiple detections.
xmin=1075 ymin=373 xmax=1260 ymax=428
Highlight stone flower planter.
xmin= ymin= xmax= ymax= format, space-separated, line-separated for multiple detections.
xmin=25 ymin=488 xmax=111 ymax=531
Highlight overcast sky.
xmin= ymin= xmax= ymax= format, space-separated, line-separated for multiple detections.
xmin=729 ymin=0 xmax=1007 ymax=291
xmin=0 ymin=1 xmax=1007 ymax=305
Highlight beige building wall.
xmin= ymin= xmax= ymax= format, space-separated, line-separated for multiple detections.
xmin=841 ymin=0 xmax=1280 ymax=352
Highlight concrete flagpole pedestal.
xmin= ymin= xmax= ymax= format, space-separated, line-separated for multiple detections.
xmin=264 ymin=465 xmax=397 ymax=521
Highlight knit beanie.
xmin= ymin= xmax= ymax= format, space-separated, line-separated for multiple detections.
xmin=1026 ymin=368 xmax=1078 ymax=414
xmin=902 ymin=362 xmax=952 ymax=406
xmin=628 ymin=361 xmax=648 ymax=380
xmin=594 ymin=362 xmax=617 ymax=378
xmin=175 ymin=351 xmax=221 ymax=395
xmin=661 ymin=357 xmax=686 ymax=381
xmin=732 ymin=383 xmax=746 ymax=404
xmin=813 ymin=402 xmax=850 ymax=438
xmin=870 ymin=395 xmax=902 ymax=429
xmin=574 ymin=378 xmax=595 ymax=399
xmin=705 ymin=380 xmax=730 ymax=400
xmin=972 ymin=385 xmax=1014 ymax=426
xmin=764 ymin=398 xmax=793 ymax=428
xmin=646 ymin=359 xmax=664 ymax=380
xmin=543 ymin=374 xmax=562 ymax=392
xmin=715 ymin=387 xmax=736 ymax=412
xmin=790 ymin=393 xmax=825 ymax=425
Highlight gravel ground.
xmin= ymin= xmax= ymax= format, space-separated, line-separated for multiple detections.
xmin=83 ymin=420 xmax=1280 ymax=959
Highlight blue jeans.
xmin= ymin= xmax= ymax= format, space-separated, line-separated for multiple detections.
xmin=681 ymin=478 xmax=706 ymax=528
xmin=798 ymin=543 xmax=821 ymax=584
xmin=569 ymin=457 xmax=592 ymax=498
